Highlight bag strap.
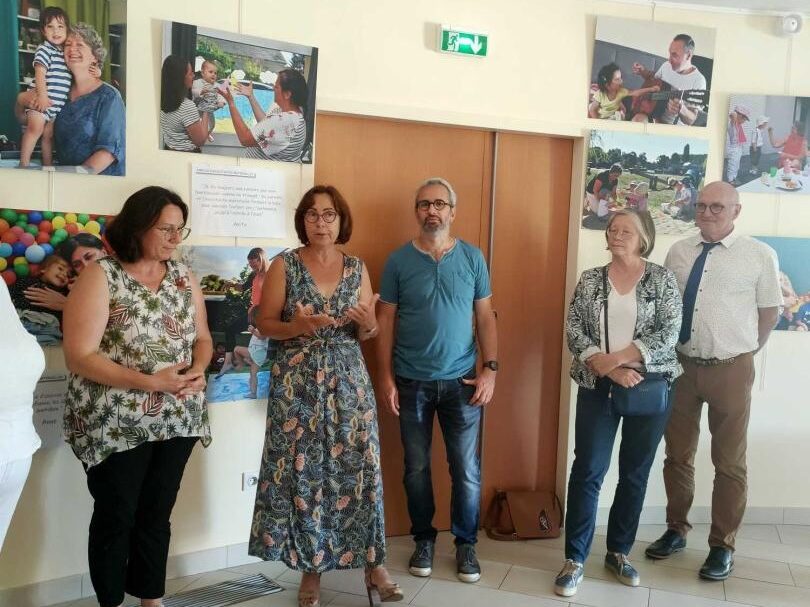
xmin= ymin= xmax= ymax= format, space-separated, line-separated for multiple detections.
xmin=484 ymin=490 xmax=519 ymax=541
xmin=602 ymin=265 xmax=611 ymax=354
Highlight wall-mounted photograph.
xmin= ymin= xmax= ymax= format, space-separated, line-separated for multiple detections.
xmin=589 ymin=16 xmax=714 ymax=127
xmin=1 ymin=207 xmax=114 ymax=344
xmin=583 ymin=130 xmax=707 ymax=236
xmin=160 ymin=21 xmax=317 ymax=163
xmin=179 ymin=244 xmax=286 ymax=403
xmin=724 ymin=94 xmax=810 ymax=194
xmin=0 ymin=0 xmax=127 ymax=175
xmin=755 ymin=237 xmax=810 ymax=331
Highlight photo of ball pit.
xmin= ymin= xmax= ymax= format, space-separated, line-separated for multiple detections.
xmin=0 ymin=208 xmax=114 ymax=287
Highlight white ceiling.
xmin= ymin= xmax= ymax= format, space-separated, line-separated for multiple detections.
xmin=651 ymin=0 xmax=810 ymax=13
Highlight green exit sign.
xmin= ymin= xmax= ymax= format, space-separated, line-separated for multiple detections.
xmin=438 ymin=25 xmax=488 ymax=57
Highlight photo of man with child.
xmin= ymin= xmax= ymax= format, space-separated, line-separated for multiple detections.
xmin=0 ymin=1 xmax=126 ymax=175
xmin=589 ymin=16 xmax=714 ymax=127
xmin=160 ymin=21 xmax=318 ymax=163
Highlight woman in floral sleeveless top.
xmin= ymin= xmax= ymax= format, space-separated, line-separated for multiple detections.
xmin=250 ymin=186 xmax=403 ymax=607
xmin=63 ymin=187 xmax=212 ymax=607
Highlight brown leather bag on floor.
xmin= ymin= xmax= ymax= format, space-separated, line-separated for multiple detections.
xmin=484 ymin=489 xmax=563 ymax=540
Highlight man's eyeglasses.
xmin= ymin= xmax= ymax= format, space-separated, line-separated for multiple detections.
xmin=416 ymin=199 xmax=454 ymax=212
xmin=304 ymin=209 xmax=338 ymax=223
xmin=695 ymin=202 xmax=731 ymax=215
xmin=155 ymin=225 xmax=191 ymax=240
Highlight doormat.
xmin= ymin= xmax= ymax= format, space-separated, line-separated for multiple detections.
xmin=162 ymin=573 xmax=283 ymax=606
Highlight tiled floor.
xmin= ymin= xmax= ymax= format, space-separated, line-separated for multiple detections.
xmin=52 ymin=524 xmax=810 ymax=607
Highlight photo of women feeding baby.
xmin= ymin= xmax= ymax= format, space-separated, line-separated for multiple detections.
xmin=0 ymin=1 xmax=126 ymax=176
xmin=589 ymin=16 xmax=714 ymax=127
xmin=159 ymin=21 xmax=317 ymax=163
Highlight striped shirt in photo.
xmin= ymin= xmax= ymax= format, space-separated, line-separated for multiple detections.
xmin=160 ymin=98 xmax=201 ymax=151
xmin=31 ymin=40 xmax=71 ymax=122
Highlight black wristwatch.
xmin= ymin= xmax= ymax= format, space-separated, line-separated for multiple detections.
xmin=483 ymin=360 xmax=499 ymax=372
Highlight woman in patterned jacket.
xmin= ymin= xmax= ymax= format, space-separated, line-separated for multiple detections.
xmin=63 ymin=186 xmax=211 ymax=607
xmin=553 ymin=209 xmax=683 ymax=599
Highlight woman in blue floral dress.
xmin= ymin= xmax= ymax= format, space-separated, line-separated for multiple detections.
xmin=251 ymin=185 xmax=402 ymax=607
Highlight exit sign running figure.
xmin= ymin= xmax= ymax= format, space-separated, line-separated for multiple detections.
xmin=438 ymin=25 xmax=489 ymax=57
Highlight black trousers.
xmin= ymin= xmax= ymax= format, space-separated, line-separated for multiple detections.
xmin=85 ymin=437 xmax=198 ymax=607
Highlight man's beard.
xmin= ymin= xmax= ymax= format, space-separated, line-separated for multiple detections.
xmin=422 ymin=218 xmax=445 ymax=233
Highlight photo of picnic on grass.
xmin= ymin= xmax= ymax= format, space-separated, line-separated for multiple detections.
xmin=582 ymin=130 xmax=707 ymax=235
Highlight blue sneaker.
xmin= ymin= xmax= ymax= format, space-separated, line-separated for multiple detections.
xmin=604 ymin=552 xmax=640 ymax=586
xmin=554 ymin=559 xmax=584 ymax=597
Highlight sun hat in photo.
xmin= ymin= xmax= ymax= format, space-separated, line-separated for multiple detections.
xmin=756 ymin=115 xmax=770 ymax=126
xmin=734 ymin=104 xmax=751 ymax=120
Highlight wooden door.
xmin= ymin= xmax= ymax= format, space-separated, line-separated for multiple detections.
xmin=483 ymin=133 xmax=573 ymax=506
xmin=314 ymin=113 xmax=493 ymax=536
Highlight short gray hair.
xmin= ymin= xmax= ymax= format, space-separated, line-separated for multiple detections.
xmin=605 ymin=209 xmax=656 ymax=257
xmin=415 ymin=177 xmax=457 ymax=206
xmin=71 ymin=22 xmax=107 ymax=70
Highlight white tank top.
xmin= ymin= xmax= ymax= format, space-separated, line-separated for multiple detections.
xmin=600 ymin=279 xmax=638 ymax=354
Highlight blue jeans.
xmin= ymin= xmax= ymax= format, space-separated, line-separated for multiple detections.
xmin=397 ymin=369 xmax=482 ymax=546
xmin=565 ymin=378 xmax=673 ymax=562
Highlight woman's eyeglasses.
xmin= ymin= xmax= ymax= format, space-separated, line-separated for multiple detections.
xmin=155 ymin=226 xmax=191 ymax=240
xmin=304 ymin=209 xmax=338 ymax=223
xmin=416 ymin=199 xmax=454 ymax=212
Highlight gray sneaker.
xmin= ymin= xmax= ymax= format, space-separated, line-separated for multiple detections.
xmin=408 ymin=539 xmax=434 ymax=577
xmin=604 ymin=552 xmax=640 ymax=586
xmin=554 ymin=559 xmax=584 ymax=597
xmin=455 ymin=543 xmax=481 ymax=583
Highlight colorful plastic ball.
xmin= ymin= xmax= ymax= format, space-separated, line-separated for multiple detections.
xmin=13 ymin=256 xmax=27 ymax=266
xmin=42 ymin=211 xmax=54 ymax=220
xmin=53 ymin=228 xmax=68 ymax=240
xmin=12 ymin=224 xmax=25 ymax=234
xmin=17 ymin=214 xmax=28 ymax=224
xmin=41 ymin=243 xmax=54 ymax=255
xmin=25 ymin=224 xmax=39 ymax=236
xmin=20 ymin=233 xmax=35 ymax=247
xmin=14 ymin=264 xmax=29 ymax=278
xmin=51 ymin=216 xmax=66 ymax=230
xmin=28 ymin=211 xmax=43 ymax=224
xmin=28 ymin=263 xmax=39 ymax=276
xmin=0 ymin=258 xmax=6 ymax=272
xmin=2 ymin=270 xmax=16 ymax=286
xmin=36 ymin=231 xmax=50 ymax=244
xmin=0 ymin=243 xmax=11 ymax=257
xmin=11 ymin=242 xmax=26 ymax=256
xmin=84 ymin=220 xmax=101 ymax=235
xmin=39 ymin=220 xmax=52 ymax=233
xmin=65 ymin=223 xmax=79 ymax=236
xmin=1 ymin=231 xmax=18 ymax=244
xmin=65 ymin=212 xmax=77 ymax=224
xmin=0 ymin=219 xmax=8 ymax=234
xmin=25 ymin=244 xmax=46 ymax=263
xmin=77 ymin=213 xmax=89 ymax=224
xmin=97 ymin=216 xmax=106 ymax=224
xmin=50 ymin=236 xmax=63 ymax=247
xmin=0 ymin=209 xmax=17 ymax=223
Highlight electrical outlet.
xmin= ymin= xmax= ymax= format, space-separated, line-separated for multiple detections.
xmin=242 ymin=470 xmax=260 ymax=492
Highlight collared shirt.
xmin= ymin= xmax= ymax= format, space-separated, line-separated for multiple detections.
xmin=664 ymin=230 xmax=782 ymax=359
xmin=379 ymin=239 xmax=491 ymax=380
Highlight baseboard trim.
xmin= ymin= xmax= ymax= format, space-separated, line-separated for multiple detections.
xmin=595 ymin=505 xmax=806 ymax=526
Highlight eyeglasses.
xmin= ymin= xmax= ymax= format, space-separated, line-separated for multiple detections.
xmin=416 ymin=199 xmax=454 ymax=212
xmin=155 ymin=225 xmax=191 ymax=240
xmin=695 ymin=202 xmax=731 ymax=215
xmin=304 ymin=209 xmax=338 ymax=223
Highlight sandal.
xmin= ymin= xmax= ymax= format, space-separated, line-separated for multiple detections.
xmin=365 ymin=566 xmax=404 ymax=605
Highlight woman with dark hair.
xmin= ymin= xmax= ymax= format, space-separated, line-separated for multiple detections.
xmin=160 ymin=54 xmax=210 ymax=152
xmin=63 ymin=186 xmax=212 ymax=607
xmin=249 ymin=185 xmax=402 ymax=607
xmin=589 ymin=62 xmax=660 ymax=121
xmin=216 ymin=247 xmax=273 ymax=378
xmin=52 ymin=23 xmax=126 ymax=175
xmin=221 ymin=68 xmax=308 ymax=162
xmin=21 ymin=232 xmax=108 ymax=312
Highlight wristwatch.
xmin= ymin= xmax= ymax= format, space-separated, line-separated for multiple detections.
xmin=483 ymin=360 xmax=499 ymax=372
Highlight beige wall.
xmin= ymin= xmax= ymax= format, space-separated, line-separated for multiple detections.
xmin=3 ymin=0 xmax=810 ymax=589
